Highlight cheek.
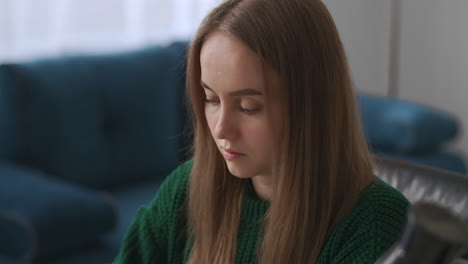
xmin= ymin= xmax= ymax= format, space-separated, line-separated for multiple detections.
xmin=244 ymin=122 xmax=275 ymax=150
xmin=247 ymin=115 xmax=282 ymax=159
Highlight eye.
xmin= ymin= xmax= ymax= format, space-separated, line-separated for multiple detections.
xmin=238 ymin=107 xmax=258 ymax=116
xmin=238 ymin=101 xmax=259 ymax=115
xmin=204 ymin=98 xmax=219 ymax=104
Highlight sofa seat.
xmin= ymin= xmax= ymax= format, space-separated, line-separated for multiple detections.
xmin=36 ymin=179 xmax=163 ymax=264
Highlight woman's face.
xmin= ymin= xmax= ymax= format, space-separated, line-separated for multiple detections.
xmin=200 ymin=31 xmax=282 ymax=179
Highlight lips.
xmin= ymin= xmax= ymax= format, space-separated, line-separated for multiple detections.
xmin=221 ymin=148 xmax=246 ymax=160
xmin=224 ymin=149 xmax=244 ymax=155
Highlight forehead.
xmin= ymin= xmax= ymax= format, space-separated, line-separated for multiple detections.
xmin=200 ymin=31 xmax=265 ymax=93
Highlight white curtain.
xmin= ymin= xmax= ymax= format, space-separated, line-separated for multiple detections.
xmin=0 ymin=0 xmax=221 ymax=63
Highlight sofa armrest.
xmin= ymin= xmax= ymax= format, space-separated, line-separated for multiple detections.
xmin=0 ymin=163 xmax=118 ymax=261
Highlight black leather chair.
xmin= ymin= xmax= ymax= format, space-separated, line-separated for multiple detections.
xmin=375 ymin=155 xmax=468 ymax=219
xmin=374 ymin=155 xmax=468 ymax=262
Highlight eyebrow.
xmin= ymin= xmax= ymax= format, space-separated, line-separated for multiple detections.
xmin=201 ymin=81 xmax=263 ymax=96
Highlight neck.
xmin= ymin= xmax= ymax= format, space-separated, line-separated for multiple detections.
xmin=251 ymin=175 xmax=272 ymax=201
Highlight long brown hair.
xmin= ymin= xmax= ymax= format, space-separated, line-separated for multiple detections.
xmin=185 ymin=0 xmax=375 ymax=263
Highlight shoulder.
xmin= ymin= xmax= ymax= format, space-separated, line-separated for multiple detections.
xmin=113 ymin=159 xmax=194 ymax=263
xmin=355 ymin=177 xmax=411 ymax=226
xmin=345 ymin=177 xmax=410 ymax=244
xmin=357 ymin=177 xmax=410 ymax=209
xmin=319 ymin=177 xmax=411 ymax=263
xmin=148 ymin=158 xmax=193 ymax=212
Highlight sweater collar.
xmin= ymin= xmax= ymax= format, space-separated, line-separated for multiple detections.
xmin=241 ymin=180 xmax=270 ymax=220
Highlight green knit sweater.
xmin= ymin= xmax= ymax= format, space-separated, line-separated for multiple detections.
xmin=113 ymin=159 xmax=410 ymax=264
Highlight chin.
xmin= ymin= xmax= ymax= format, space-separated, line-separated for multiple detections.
xmin=225 ymin=162 xmax=256 ymax=179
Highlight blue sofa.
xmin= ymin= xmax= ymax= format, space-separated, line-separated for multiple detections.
xmin=357 ymin=94 xmax=466 ymax=174
xmin=0 ymin=43 xmax=190 ymax=264
xmin=0 ymin=42 xmax=465 ymax=264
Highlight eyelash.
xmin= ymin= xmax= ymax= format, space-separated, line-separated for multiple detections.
xmin=204 ymin=99 xmax=258 ymax=115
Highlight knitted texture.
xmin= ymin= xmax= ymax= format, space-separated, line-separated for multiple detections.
xmin=113 ymin=159 xmax=410 ymax=264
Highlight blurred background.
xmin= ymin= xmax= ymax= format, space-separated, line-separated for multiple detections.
xmin=325 ymin=0 xmax=468 ymax=156
xmin=0 ymin=0 xmax=467 ymax=155
xmin=1 ymin=0 xmax=468 ymax=263
xmin=0 ymin=0 xmax=219 ymax=61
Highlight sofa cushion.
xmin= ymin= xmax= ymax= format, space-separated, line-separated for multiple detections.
xmin=2 ymin=42 xmax=188 ymax=188
xmin=0 ymin=66 xmax=22 ymax=162
xmin=0 ymin=255 xmax=28 ymax=264
xmin=358 ymin=94 xmax=459 ymax=154
xmin=0 ymin=163 xmax=118 ymax=261
xmin=375 ymin=150 xmax=467 ymax=175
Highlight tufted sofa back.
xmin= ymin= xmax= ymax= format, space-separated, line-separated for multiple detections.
xmin=0 ymin=42 xmax=190 ymax=189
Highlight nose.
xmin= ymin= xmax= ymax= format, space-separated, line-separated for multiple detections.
xmin=213 ymin=107 xmax=239 ymax=140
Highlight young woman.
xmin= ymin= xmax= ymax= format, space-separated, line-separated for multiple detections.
xmin=114 ymin=0 xmax=410 ymax=263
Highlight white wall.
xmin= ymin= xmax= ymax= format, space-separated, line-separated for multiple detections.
xmin=325 ymin=0 xmax=468 ymax=156
xmin=398 ymin=0 xmax=468 ymax=154
xmin=323 ymin=0 xmax=392 ymax=95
